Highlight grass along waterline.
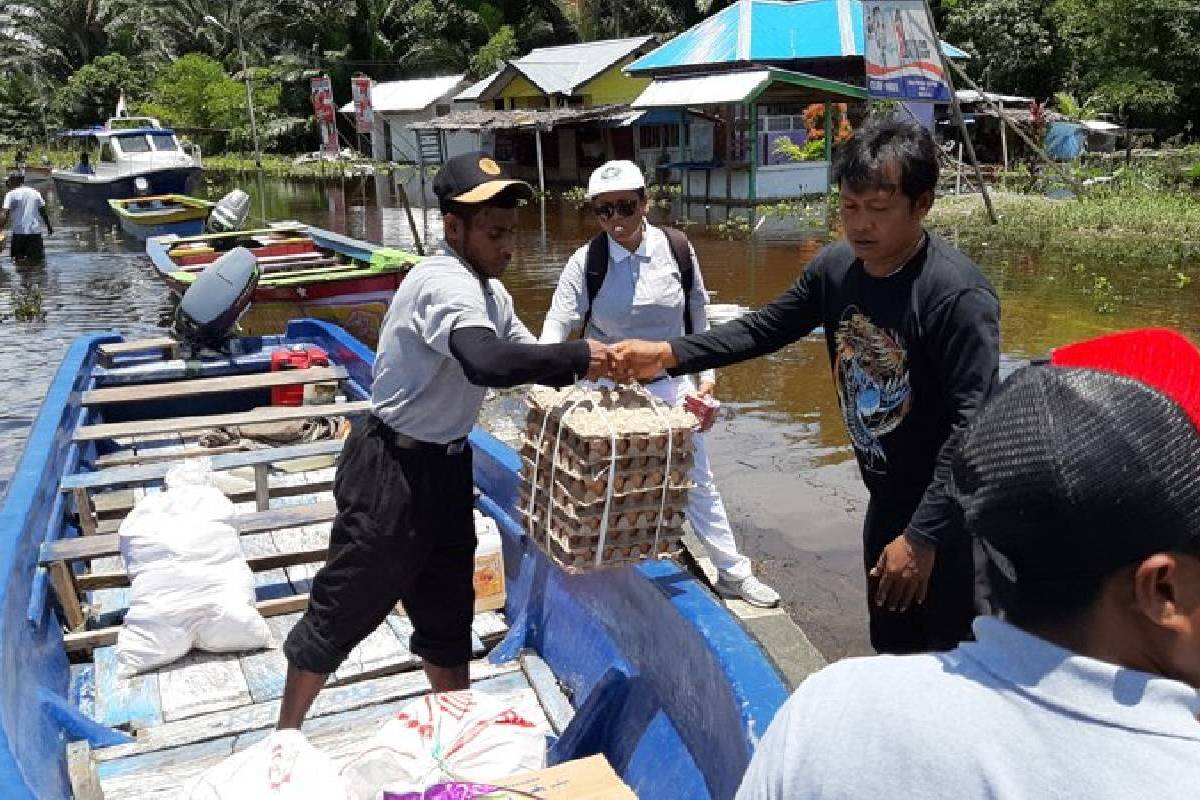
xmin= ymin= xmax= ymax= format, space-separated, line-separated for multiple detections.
xmin=929 ymin=190 xmax=1200 ymax=268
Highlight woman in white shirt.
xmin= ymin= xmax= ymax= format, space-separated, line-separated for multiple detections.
xmin=540 ymin=160 xmax=779 ymax=607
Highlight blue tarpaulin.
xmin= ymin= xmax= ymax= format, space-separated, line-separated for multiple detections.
xmin=1044 ymin=121 xmax=1085 ymax=160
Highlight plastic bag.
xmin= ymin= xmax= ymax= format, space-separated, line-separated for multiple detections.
xmin=341 ymin=691 xmax=546 ymax=800
xmin=116 ymin=458 xmax=272 ymax=676
xmin=186 ymin=728 xmax=351 ymax=799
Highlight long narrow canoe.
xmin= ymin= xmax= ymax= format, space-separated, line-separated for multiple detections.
xmin=108 ymin=194 xmax=215 ymax=240
xmin=146 ymin=224 xmax=418 ymax=304
xmin=0 ymin=319 xmax=789 ymax=799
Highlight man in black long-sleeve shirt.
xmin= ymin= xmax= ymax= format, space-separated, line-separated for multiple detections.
xmin=278 ymin=153 xmax=610 ymax=730
xmin=614 ymin=119 xmax=999 ymax=654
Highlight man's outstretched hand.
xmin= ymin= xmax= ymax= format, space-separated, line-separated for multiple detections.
xmin=585 ymin=339 xmax=614 ymax=381
xmin=610 ymin=340 xmax=676 ymax=383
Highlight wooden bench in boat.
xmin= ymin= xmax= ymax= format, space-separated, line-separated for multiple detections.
xmin=75 ymin=400 xmax=370 ymax=442
xmin=96 ymin=338 xmax=181 ymax=368
xmin=63 ymin=438 xmax=346 ymax=538
xmin=81 ymin=365 xmax=348 ymax=406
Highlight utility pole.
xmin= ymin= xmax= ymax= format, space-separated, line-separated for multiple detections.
xmin=205 ymin=4 xmax=262 ymax=170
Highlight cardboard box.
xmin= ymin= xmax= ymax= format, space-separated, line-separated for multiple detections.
xmin=487 ymin=755 xmax=636 ymax=799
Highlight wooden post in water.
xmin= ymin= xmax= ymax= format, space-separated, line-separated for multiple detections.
xmin=396 ymin=177 xmax=424 ymax=256
xmin=534 ymin=127 xmax=546 ymax=197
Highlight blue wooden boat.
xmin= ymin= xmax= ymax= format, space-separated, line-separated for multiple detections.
xmin=108 ymin=195 xmax=215 ymax=240
xmin=0 ymin=319 xmax=788 ymax=799
xmin=52 ymin=117 xmax=203 ymax=216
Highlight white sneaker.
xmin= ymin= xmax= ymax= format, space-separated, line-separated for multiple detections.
xmin=715 ymin=574 xmax=780 ymax=608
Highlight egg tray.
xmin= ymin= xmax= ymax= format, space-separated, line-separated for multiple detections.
xmin=520 ymin=494 xmax=686 ymax=540
xmin=521 ymin=457 xmax=692 ymax=508
xmin=522 ymin=419 xmax=693 ymax=463
xmin=537 ymin=529 xmax=684 ymax=573
xmin=519 ymin=441 xmax=694 ymax=482
xmin=523 ymin=386 xmax=697 ymax=459
xmin=520 ymin=506 xmax=685 ymax=552
xmin=519 ymin=486 xmax=687 ymax=530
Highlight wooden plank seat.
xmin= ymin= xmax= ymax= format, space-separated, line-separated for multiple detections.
xmin=81 ymin=365 xmax=348 ymax=406
xmin=91 ymin=475 xmax=335 ymax=523
xmin=75 ymin=400 xmax=369 ymax=442
xmin=175 ymin=256 xmax=343 ymax=274
xmin=65 ymin=438 xmax=345 ymax=541
xmin=42 ymin=500 xmax=338 ymax=570
xmin=63 ymin=439 xmax=345 ymax=493
xmin=96 ymin=338 xmax=181 ymax=368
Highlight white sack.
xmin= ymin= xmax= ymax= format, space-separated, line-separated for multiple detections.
xmin=186 ymin=728 xmax=351 ymax=799
xmin=341 ymin=690 xmax=546 ymax=799
xmin=115 ymin=458 xmax=272 ymax=676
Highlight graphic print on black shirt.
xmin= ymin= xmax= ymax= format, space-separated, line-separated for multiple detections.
xmin=834 ymin=308 xmax=912 ymax=474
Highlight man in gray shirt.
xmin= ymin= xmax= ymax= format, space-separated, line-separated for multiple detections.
xmin=738 ymin=327 xmax=1200 ymax=799
xmin=278 ymin=153 xmax=609 ymax=730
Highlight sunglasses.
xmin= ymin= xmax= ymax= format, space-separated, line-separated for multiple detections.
xmin=592 ymin=199 xmax=641 ymax=219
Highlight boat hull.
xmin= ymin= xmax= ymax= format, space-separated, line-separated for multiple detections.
xmin=52 ymin=167 xmax=203 ymax=216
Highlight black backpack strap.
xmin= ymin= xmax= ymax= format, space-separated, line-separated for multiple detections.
xmin=661 ymin=226 xmax=696 ymax=334
xmin=580 ymin=233 xmax=609 ymax=337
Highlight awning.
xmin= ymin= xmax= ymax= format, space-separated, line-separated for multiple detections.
xmin=632 ymin=68 xmax=866 ymax=108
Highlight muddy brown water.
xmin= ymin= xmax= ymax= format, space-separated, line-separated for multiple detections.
xmin=2 ymin=172 xmax=1197 ymax=659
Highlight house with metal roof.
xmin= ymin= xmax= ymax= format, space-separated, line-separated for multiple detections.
xmin=622 ymin=0 xmax=967 ymax=203
xmin=425 ymin=37 xmax=676 ymax=185
xmin=338 ymin=74 xmax=471 ymax=162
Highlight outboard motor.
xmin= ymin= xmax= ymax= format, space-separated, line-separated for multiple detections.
xmin=206 ymin=189 xmax=252 ymax=233
xmin=172 ymin=246 xmax=260 ymax=355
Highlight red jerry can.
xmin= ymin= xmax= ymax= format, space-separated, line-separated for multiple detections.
xmin=270 ymin=345 xmax=330 ymax=406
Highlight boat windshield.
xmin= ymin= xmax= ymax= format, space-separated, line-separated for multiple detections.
xmin=150 ymin=133 xmax=179 ymax=152
xmin=116 ymin=135 xmax=152 ymax=154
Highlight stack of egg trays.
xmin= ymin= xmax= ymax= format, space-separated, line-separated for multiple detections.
xmin=519 ymin=386 xmax=697 ymax=573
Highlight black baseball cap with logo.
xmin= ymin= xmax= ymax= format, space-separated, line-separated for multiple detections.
xmin=433 ymin=152 xmax=533 ymax=206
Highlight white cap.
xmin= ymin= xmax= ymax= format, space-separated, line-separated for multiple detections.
xmin=586 ymin=160 xmax=645 ymax=200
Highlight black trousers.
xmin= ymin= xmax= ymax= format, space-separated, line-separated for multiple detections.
xmin=9 ymin=234 xmax=44 ymax=262
xmin=861 ymin=498 xmax=982 ymax=654
xmin=284 ymin=416 xmax=477 ymax=674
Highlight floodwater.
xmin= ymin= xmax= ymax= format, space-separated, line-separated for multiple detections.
xmin=2 ymin=172 xmax=1197 ymax=659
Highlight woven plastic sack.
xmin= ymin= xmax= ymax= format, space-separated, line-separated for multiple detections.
xmin=186 ymin=728 xmax=351 ymax=799
xmin=115 ymin=458 xmax=272 ymax=676
xmin=341 ymin=691 xmax=546 ymax=800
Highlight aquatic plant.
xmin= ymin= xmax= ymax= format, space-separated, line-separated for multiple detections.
xmin=928 ymin=188 xmax=1200 ymax=269
xmin=9 ymin=285 xmax=47 ymax=322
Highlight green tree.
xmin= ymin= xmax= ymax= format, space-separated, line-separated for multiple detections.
xmin=0 ymin=71 xmax=51 ymax=148
xmin=0 ymin=0 xmax=154 ymax=80
xmin=1051 ymin=0 xmax=1198 ymax=129
xmin=941 ymin=0 xmax=1063 ymax=100
xmin=470 ymin=25 xmax=518 ymax=78
xmin=54 ymin=54 xmax=146 ymax=128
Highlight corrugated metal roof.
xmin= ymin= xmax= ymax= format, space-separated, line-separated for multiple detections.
xmin=631 ymin=67 xmax=866 ymax=107
xmin=628 ymin=0 xmax=966 ymax=73
xmin=633 ymin=71 xmax=773 ymax=107
xmin=957 ymin=90 xmax=1032 ymax=105
xmin=338 ymin=75 xmax=465 ymax=113
xmin=454 ymin=69 xmax=505 ymax=102
xmin=512 ymin=36 xmax=656 ymax=95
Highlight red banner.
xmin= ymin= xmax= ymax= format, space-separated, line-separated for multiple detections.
xmin=310 ymin=75 xmax=339 ymax=155
xmin=351 ymin=76 xmax=374 ymax=134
